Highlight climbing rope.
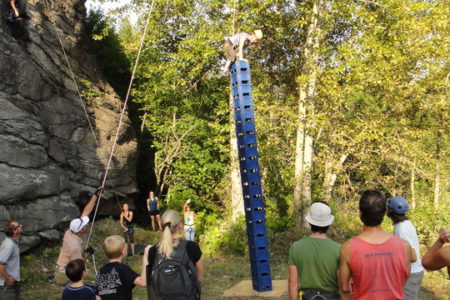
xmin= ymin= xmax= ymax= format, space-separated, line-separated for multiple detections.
xmin=231 ymin=0 xmax=238 ymax=35
xmin=45 ymin=3 xmax=99 ymax=147
xmin=85 ymin=0 xmax=156 ymax=249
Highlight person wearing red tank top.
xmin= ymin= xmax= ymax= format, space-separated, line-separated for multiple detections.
xmin=339 ymin=191 xmax=417 ymax=300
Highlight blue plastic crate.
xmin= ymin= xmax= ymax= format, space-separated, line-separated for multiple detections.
xmin=236 ymin=97 xmax=253 ymax=108
xmin=251 ymin=274 xmax=272 ymax=292
xmin=248 ymin=235 xmax=268 ymax=249
xmin=249 ymin=244 xmax=270 ymax=260
xmin=237 ymin=84 xmax=252 ymax=97
xmin=249 ymin=247 xmax=270 ymax=263
xmin=232 ymin=71 xmax=251 ymax=82
xmin=245 ymin=209 xmax=265 ymax=223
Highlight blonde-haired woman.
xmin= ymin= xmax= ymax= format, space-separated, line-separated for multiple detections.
xmin=147 ymin=210 xmax=203 ymax=299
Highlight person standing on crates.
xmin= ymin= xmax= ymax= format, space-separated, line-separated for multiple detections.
xmin=222 ymin=30 xmax=263 ymax=76
xmin=288 ymin=201 xmax=341 ymax=300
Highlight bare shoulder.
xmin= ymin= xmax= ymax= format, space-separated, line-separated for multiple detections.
xmin=341 ymin=239 xmax=351 ymax=250
xmin=401 ymin=239 xmax=413 ymax=249
xmin=340 ymin=240 xmax=351 ymax=257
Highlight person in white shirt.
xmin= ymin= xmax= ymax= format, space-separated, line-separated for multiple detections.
xmin=183 ymin=199 xmax=195 ymax=241
xmin=222 ymin=30 xmax=263 ymax=75
xmin=0 ymin=220 xmax=22 ymax=300
xmin=387 ymin=196 xmax=424 ymax=300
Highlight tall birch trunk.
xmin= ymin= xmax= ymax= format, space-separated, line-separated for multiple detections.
xmin=323 ymin=154 xmax=348 ymax=202
xmin=433 ymin=130 xmax=442 ymax=208
xmin=293 ymin=0 xmax=323 ymax=226
xmin=410 ymin=159 xmax=416 ymax=210
xmin=230 ymin=91 xmax=244 ymax=220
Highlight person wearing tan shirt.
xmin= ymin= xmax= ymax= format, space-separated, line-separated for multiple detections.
xmin=55 ymin=187 xmax=102 ymax=285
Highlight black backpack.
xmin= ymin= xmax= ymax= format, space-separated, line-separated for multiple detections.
xmin=147 ymin=239 xmax=200 ymax=300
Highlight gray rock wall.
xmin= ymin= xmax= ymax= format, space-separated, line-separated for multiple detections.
xmin=0 ymin=0 xmax=138 ymax=251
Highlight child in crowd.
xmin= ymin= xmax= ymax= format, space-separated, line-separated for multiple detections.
xmin=387 ymin=196 xmax=424 ymax=300
xmin=95 ymin=235 xmax=150 ymax=300
xmin=61 ymin=258 xmax=96 ymax=300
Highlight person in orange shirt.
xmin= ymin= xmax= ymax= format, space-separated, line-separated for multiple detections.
xmin=339 ymin=191 xmax=416 ymax=300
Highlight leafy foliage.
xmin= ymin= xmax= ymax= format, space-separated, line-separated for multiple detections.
xmin=88 ymin=0 xmax=449 ymax=264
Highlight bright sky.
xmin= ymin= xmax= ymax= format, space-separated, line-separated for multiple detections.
xmin=85 ymin=0 xmax=139 ymax=25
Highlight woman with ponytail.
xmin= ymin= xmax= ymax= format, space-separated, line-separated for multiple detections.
xmin=146 ymin=210 xmax=203 ymax=299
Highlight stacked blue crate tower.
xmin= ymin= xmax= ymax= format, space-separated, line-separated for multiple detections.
xmin=230 ymin=60 xmax=272 ymax=292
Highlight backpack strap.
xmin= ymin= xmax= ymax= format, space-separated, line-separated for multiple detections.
xmin=172 ymin=239 xmax=189 ymax=264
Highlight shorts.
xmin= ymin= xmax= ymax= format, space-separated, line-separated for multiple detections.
xmin=149 ymin=210 xmax=160 ymax=216
xmin=0 ymin=282 xmax=20 ymax=300
xmin=224 ymin=40 xmax=237 ymax=62
xmin=123 ymin=228 xmax=135 ymax=244
xmin=404 ymin=271 xmax=424 ymax=300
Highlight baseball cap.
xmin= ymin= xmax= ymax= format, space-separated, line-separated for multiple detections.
xmin=70 ymin=216 xmax=90 ymax=233
xmin=305 ymin=202 xmax=334 ymax=227
xmin=388 ymin=196 xmax=409 ymax=214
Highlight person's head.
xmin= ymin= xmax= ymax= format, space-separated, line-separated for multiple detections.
xmin=305 ymin=201 xmax=334 ymax=234
xmin=70 ymin=216 xmax=90 ymax=236
xmin=159 ymin=210 xmax=182 ymax=258
xmin=387 ymin=196 xmax=409 ymax=224
xmin=359 ymin=190 xmax=387 ymax=227
xmin=65 ymin=258 xmax=86 ymax=283
xmin=103 ymin=235 xmax=127 ymax=260
xmin=149 ymin=191 xmax=155 ymax=198
xmin=122 ymin=203 xmax=129 ymax=212
xmin=250 ymin=29 xmax=263 ymax=42
xmin=3 ymin=220 xmax=22 ymax=238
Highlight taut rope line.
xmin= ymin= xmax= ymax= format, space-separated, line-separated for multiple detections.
xmin=86 ymin=0 xmax=156 ymax=248
xmin=46 ymin=4 xmax=99 ymax=147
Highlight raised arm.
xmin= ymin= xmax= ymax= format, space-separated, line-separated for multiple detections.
xmin=423 ymin=228 xmax=450 ymax=270
xmin=81 ymin=193 xmax=99 ymax=218
xmin=10 ymin=0 xmax=19 ymax=18
xmin=134 ymin=245 xmax=151 ymax=287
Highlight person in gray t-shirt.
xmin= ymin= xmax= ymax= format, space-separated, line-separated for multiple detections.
xmin=222 ymin=29 xmax=263 ymax=75
xmin=0 ymin=220 xmax=22 ymax=300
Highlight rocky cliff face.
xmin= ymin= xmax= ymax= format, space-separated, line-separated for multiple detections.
xmin=0 ymin=0 xmax=138 ymax=251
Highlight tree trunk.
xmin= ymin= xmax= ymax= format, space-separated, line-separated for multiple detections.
xmin=433 ymin=130 xmax=442 ymax=208
xmin=323 ymin=154 xmax=348 ymax=202
xmin=410 ymin=160 xmax=416 ymax=210
xmin=293 ymin=0 xmax=323 ymax=226
xmin=230 ymin=91 xmax=244 ymax=220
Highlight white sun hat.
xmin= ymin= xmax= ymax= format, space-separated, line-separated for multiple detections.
xmin=305 ymin=202 xmax=334 ymax=227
